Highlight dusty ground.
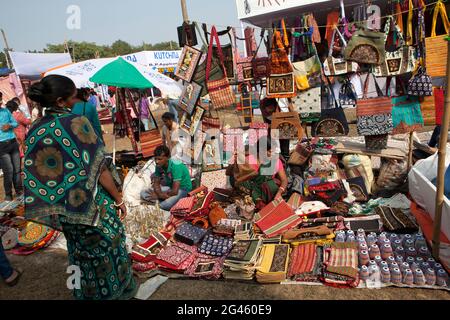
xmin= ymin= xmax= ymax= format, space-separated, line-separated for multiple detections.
xmin=1 ymin=249 xmax=449 ymax=300
xmin=1 ymin=123 xmax=450 ymax=300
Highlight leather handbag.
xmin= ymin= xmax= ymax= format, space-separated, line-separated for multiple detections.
xmin=311 ymin=83 xmax=349 ymax=137
xmin=344 ymin=28 xmax=386 ymax=65
xmin=205 ymin=26 xmax=235 ymax=110
xmin=373 ymin=16 xmax=417 ymax=77
xmin=356 ymin=74 xmax=393 ymax=136
xmin=426 ymin=0 xmax=450 ymax=78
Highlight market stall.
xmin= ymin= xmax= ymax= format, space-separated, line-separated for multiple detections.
xmin=118 ymin=0 xmax=450 ymax=290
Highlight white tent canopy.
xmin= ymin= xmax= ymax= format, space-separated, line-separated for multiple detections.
xmin=10 ymin=52 xmax=72 ymax=77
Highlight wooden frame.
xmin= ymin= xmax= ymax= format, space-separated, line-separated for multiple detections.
xmin=175 ymin=45 xmax=203 ymax=82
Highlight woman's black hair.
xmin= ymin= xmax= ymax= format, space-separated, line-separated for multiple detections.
xmin=5 ymin=100 xmax=18 ymax=113
xmin=28 ymin=75 xmax=76 ymax=108
xmin=154 ymin=145 xmax=171 ymax=158
xmin=76 ymin=88 xmax=89 ymax=101
xmin=162 ymin=112 xmax=175 ymax=121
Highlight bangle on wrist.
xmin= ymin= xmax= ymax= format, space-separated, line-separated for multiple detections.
xmin=114 ymin=201 xmax=124 ymax=208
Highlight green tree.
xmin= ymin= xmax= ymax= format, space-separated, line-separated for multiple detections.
xmin=0 ymin=52 xmax=7 ymax=68
xmin=110 ymin=40 xmax=133 ymax=56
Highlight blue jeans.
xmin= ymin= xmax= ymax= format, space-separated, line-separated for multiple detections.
xmin=0 ymin=240 xmax=13 ymax=280
xmin=140 ymin=186 xmax=189 ymax=211
xmin=0 ymin=139 xmax=22 ymax=198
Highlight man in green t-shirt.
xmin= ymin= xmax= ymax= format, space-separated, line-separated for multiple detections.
xmin=141 ymin=145 xmax=193 ymax=211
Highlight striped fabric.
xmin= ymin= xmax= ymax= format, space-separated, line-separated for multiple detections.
xmin=288 ymin=244 xmax=317 ymax=278
xmin=140 ymin=130 xmax=163 ymax=158
xmin=255 ymin=200 xmax=303 ymax=238
xmin=324 ymin=242 xmax=359 ymax=279
xmin=356 ymin=96 xmax=392 ymax=116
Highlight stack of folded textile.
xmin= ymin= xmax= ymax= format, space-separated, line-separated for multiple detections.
xmin=184 ymin=254 xmax=226 ymax=280
xmin=287 ymin=244 xmax=323 ymax=283
xmin=256 ymin=244 xmax=290 ymax=284
xmin=322 ymin=242 xmax=359 ymax=288
xmin=223 ymin=239 xmax=263 ymax=280
xmin=255 ymin=200 xmax=302 ymax=238
xmin=170 ymin=196 xmax=196 ymax=217
xmin=234 ymin=222 xmax=254 ymax=241
xmin=155 ymin=242 xmax=198 ymax=273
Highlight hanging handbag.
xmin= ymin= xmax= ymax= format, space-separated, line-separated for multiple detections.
xmin=192 ymin=23 xmax=224 ymax=97
xmin=266 ymin=30 xmax=296 ymax=99
xmin=292 ymin=20 xmax=322 ymax=91
xmin=323 ymin=27 xmax=359 ymax=76
xmin=356 ymin=73 xmax=393 ymax=136
xmin=407 ymin=66 xmax=433 ymax=96
xmin=373 ymin=16 xmax=417 ymax=77
xmin=271 ymin=108 xmax=303 ymax=140
xmin=177 ymin=22 xmax=198 ymax=47
xmin=391 ymin=95 xmax=424 ymax=134
xmin=339 ymin=78 xmax=358 ymax=107
xmin=426 ymin=0 xmax=450 ymax=78
xmin=291 ymin=87 xmax=321 ymax=123
xmin=205 ymin=26 xmax=235 ymax=110
xmin=233 ymin=28 xmax=255 ymax=82
xmin=344 ymin=28 xmax=386 ymax=65
xmin=202 ymin=24 xmax=236 ymax=81
xmin=311 ymin=81 xmax=349 ymax=137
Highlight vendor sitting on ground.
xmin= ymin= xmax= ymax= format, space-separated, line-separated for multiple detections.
xmin=141 ymin=145 xmax=192 ymax=211
xmin=232 ymin=137 xmax=288 ymax=210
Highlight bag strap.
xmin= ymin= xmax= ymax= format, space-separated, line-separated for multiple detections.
xmin=362 ymin=73 xmax=384 ymax=99
xmin=406 ymin=0 xmax=414 ymax=45
xmin=384 ymin=15 xmax=405 ymax=46
xmin=194 ymin=22 xmax=208 ymax=49
xmin=202 ymin=23 xmax=233 ymax=45
xmin=325 ymin=76 xmax=341 ymax=109
xmin=431 ymin=0 xmax=450 ymax=37
xmin=328 ymin=26 xmax=347 ymax=57
xmin=281 ymin=19 xmax=290 ymax=47
xmin=395 ymin=2 xmax=404 ymax=34
xmin=206 ymin=26 xmax=228 ymax=81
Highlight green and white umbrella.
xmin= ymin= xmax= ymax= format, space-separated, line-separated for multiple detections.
xmin=46 ymin=57 xmax=182 ymax=97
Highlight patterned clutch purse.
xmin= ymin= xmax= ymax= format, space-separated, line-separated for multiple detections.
xmin=175 ymin=223 xmax=208 ymax=246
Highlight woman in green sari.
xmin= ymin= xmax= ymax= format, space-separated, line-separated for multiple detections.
xmin=236 ymin=137 xmax=288 ymax=210
xmin=25 ymin=75 xmax=137 ymax=300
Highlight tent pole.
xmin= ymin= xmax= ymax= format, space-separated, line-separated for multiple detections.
xmin=408 ymin=131 xmax=414 ymax=171
xmin=181 ymin=0 xmax=190 ymax=23
xmin=432 ymin=39 xmax=450 ymax=259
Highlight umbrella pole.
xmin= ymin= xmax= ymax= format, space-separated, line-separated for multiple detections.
xmin=432 ymin=39 xmax=450 ymax=259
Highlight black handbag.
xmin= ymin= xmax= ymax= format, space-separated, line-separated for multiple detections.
xmin=339 ymin=78 xmax=358 ymax=107
xmin=312 ymin=80 xmax=349 ymax=137
xmin=407 ymin=66 xmax=433 ymax=96
xmin=177 ymin=22 xmax=198 ymax=47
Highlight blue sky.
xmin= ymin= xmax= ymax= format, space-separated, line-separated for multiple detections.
xmin=0 ymin=0 xmax=241 ymax=51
